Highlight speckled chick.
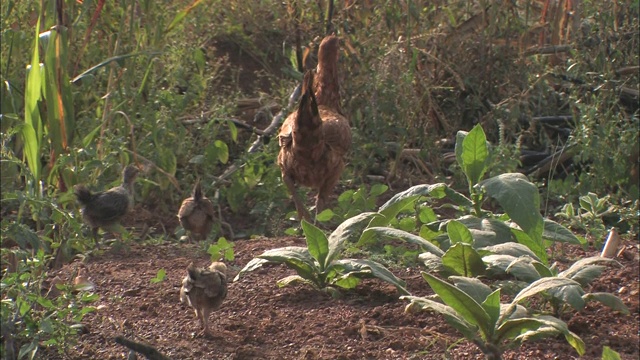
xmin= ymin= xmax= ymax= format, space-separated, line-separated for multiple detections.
xmin=180 ymin=262 xmax=228 ymax=337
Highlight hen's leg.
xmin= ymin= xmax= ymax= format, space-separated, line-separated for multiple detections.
xmin=282 ymin=173 xmax=311 ymax=221
xmin=315 ymin=162 xmax=344 ymax=219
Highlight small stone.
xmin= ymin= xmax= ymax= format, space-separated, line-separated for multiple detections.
xmin=123 ymin=288 xmax=140 ymax=297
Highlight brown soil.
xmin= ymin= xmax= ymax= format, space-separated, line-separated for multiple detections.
xmin=42 ymin=232 xmax=638 ymax=360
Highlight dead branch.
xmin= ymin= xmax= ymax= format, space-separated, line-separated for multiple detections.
xmin=523 ymin=45 xmax=572 ymax=56
xmin=211 ymin=83 xmax=302 ymax=188
xmin=114 ymin=336 xmax=171 ymax=360
xmin=526 ymin=145 xmax=578 ymax=179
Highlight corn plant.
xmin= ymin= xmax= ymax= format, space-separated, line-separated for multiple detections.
xmin=234 ymin=213 xmax=408 ymax=296
xmin=403 ymin=273 xmax=586 ymax=360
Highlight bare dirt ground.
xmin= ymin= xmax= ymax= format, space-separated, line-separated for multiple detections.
xmin=41 ymin=223 xmax=639 ymax=360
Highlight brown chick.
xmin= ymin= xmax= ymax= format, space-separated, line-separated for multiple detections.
xmin=177 ymin=180 xmax=215 ymax=242
xmin=277 ymin=35 xmax=352 ymax=221
xmin=74 ymin=165 xmax=139 ymax=248
xmin=180 ymin=261 xmax=228 ymax=337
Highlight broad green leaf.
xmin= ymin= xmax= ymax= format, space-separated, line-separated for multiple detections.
xmin=418 ymin=206 xmax=438 ymax=223
xmin=214 ymin=140 xmax=229 ymax=164
xmin=359 ymin=227 xmax=444 ymax=256
xmin=479 ymin=243 xmax=540 ymax=260
xmin=419 ymin=252 xmax=446 ymax=273
xmin=369 ymin=183 xmax=388 ymax=197
xmin=495 ymin=317 xmax=550 ymax=343
xmin=583 ymin=293 xmax=630 ymax=314
xmin=24 ymin=19 xmax=43 ymax=184
xmin=513 ymin=277 xmax=582 ymax=304
xmin=447 ymin=220 xmax=473 ymax=245
xmin=401 ymin=295 xmax=478 ymax=340
xmin=512 ymin=315 xmax=585 ymax=356
xmin=150 ymin=269 xmax=166 ymax=284
xmin=510 ymin=228 xmax=547 ymax=264
xmin=226 ymin=119 xmax=238 ymax=142
xmin=43 ymin=26 xmax=74 ymax=163
xmin=257 ymin=247 xmax=317 ymax=281
xmin=559 ymin=256 xmax=617 ymax=286
xmin=441 ymin=243 xmax=486 ymax=277
xmin=302 ymin=220 xmax=329 ymax=269
xmin=482 ymin=255 xmax=517 ymax=278
xmin=326 ymin=212 xmax=379 ymax=266
xmin=448 ymin=276 xmax=493 ymax=304
xmin=547 ymin=284 xmax=586 ymax=310
xmin=602 ymin=346 xmax=623 ymax=360
xmin=333 ymin=274 xmax=361 ymax=289
xmin=334 ymin=259 xmax=408 ymax=295
xmin=316 ymin=208 xmax=336 ymax=222
xmin=443 ymin=186 xmax=474 ymax=207
xmin=378 ymin=183 xmax=452 ymax=225
xmin=542 ymin=219 xmax=581 ymax=244
xmin=505 ymin=257 xmax=542 ymax=283
xmin=437 ymin=216 xmax=513 ymax=249
xmin=531 ymin=260 xmax=554 ymax=277
xmin=234 ymin=258 xmax=270 ymax=281
xmin=482 ymin=289 xmax=501 ymax=335
xmin=458 ymin=125 xmax=490 ymax=186
xmin=480 ymin=173 xmax=543 ymax=245
xmin=276 ymin=275 xmax=314 ymax=288
xmin=422 ymin=272 xmax=493 ymax=340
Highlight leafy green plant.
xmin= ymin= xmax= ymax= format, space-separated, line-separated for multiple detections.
xmin=359 ymin=125 xmax=581 ymax=266
xmin=482 ymin=255 xmax=629 ymax=316
xmin=317 ymin=183 xmax=389 ymax=223
xmin=1 ymin=250 xmax=98 ymax=359
xmin=602 ymin=346 xmax=622 ymax=360
xmin=403 ymin=273 xmax=585 ymax=360
xmin=556 ymin=192 xmax=614 ymax=244
xmin=150 ymin=269 xmax=167 ymax=284
xmin=207 ymin=237 xmax=235 ymax=262
xmin=234 ymin=213 xmax=408 ymax=296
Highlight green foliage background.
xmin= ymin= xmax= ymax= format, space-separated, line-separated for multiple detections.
xmin=1 ymin=1 xmax=638 ymax=357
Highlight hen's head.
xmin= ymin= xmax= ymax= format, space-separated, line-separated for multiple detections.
xmin=122 ymin=165 xmax=140 ymax=185
xmin=318 ymin=35 xmax=339 ymax=67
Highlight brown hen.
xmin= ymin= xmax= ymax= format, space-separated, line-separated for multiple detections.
xmin=177 ymin=180 xmax=215 ymax=242
xmin=277 ymin=35 xmax=352 ymax=221
xmin=180 ymin=262 xmax=228 ymax=337
xmin=74 ymin=165 xmax=139 ymax=248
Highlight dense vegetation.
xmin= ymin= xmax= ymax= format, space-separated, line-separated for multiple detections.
xmin=1 ymin=0 xmax=638 ymax=359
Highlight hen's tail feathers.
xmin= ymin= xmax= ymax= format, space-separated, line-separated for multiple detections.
xmin=192 ymin=180 xmax=203 ymax=202
xmin=74 ymin=185 xmax=93 ymax=206
xmin=209 ymin=262 xmax=227 ymax=274
xmin=186 ymin=262 xmax=199 ymax=280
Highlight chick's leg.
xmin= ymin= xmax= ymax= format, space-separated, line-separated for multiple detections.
xmin=202 ymin=309 xmax=212 ymax=337
xmin=92 ymin=227 xmax=101 ymax=249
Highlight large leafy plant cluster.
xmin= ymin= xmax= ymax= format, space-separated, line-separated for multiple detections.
xmin=236 ymin=124 xmax=629 ymax=360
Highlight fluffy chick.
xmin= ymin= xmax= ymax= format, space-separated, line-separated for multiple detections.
xmin=180 ymin=262 xmax=228 ymax=337
xmin=74 ymin=165 xmax=139 ymax=248
xmin=177 ymin=180 xmax=215 ymax=243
